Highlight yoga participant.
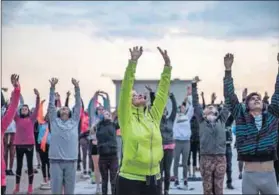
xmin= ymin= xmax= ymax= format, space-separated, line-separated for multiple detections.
xmin=3 ymin=93 xmax=24 ymax=176
xmin=1 ymin=74 xmax=21 ymax=195
xmin=115 ymin=46 xmax=172 ymax=195
xmin=37 ymin=100 xmax=51 ymax=190
xmin=48 ymin=78 xmax=81 ymax=194
xmin=96 ymin=110 xmax=119 ymax=195
xmin=173 ymin=87 xmax=194 ymax=189
xmin=224 ymin=53 xmax=279 ymax=194
xmin=88 ymin=90 xmax=110 ymax=184
xmin=13 ymin=89 xmax=40 ymax=194
xmin=192 ymin=76 xmax=229 ymax=195
xmin=113 ymin=109 xmax=122 ymax=163
xmin=148 ymin=85 xmax=177 ymax=195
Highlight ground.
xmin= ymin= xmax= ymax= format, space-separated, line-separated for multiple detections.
xmin=5 ymin=147 xmax=279 ymax=194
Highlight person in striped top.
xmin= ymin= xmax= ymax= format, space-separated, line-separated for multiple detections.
xmin=223 ymin=52 xmax=279 ymax=194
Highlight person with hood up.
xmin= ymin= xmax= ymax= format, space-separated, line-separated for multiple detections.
xmin=224 ymin=53 xmax=279 ymax=194
xmin=47 ymin=78 xmax=81 ymax=194
xmin=115 ymin=46 xmax=172 ymax=195
xmin=192 ymin=76 xmax=229 ymax=195
xmin=147 ymin=85 xmax=177 ymax=195
xmin=96 ymin=110 xmax=119 ymax=195
xmin=13 ymin=88 xmax=40 ymax=194
xmin=1 ymin=74 xmax=21 ymax=195
xmin=172 ymin=87 xmax=194 ymax=189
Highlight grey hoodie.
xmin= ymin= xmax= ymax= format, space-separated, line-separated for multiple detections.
xmin=48 ymin=87 xmax=81 ymax=160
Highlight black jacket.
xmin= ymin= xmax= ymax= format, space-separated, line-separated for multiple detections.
xmin=150 ymin=92 xmax=177 ymax=145
xmin=96 ymin=119 xmax=118 ymax=156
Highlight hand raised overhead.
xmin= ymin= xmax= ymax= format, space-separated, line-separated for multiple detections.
xmin=211 ymin=93 xmax=217 ymax=102
xmin=71 ymin=78 xmax=79 ymax=88
xmin=201 ymin=91 xmax=204 ymax=97
xmin=157 ymin=47 xmax=171 ymax=66
xmin=145 ymin=85 xmax=152 ymax=92
xmin=192 ymin=76 xmax=201 ymax=83
xmin=224 ymin=53 xmax=234 ymax=70
xmin=129 ymin=46 xmax=143 ymax=61
xmin=11 ymin=74 xmax=20 ymax=88
xmin=49 ymin=78 xmax=58 ymax=88
xmin=277 ymin=53 xmax=279 ymax=64
xmin=34 ymin=88 xmax=40 ymax=97
xmin=242 ymin=88 xmax=248 ymax=100
xmin=2 ymin=88 xmax=8 ymax=92
xmin=66 ymin=91 xmax=71 ymax=97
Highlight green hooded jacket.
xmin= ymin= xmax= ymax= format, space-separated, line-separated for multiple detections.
xmin=118 ymin=60 xmax=172 ymax=181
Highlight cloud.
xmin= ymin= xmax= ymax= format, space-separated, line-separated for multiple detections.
xmin=2 ymin=24 xmax=279 ymax=108
xmin=2 ymin=1 xmax=279 ymax=108
xmin=3 ymin=1 xmax=279 ymax=40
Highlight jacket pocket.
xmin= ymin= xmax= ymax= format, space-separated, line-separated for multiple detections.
xmin=132 ymin=143 xmax=151 ymax=167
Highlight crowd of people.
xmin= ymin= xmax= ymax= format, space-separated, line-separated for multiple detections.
xmin=1 ymin=47 xmax=279 ymax=195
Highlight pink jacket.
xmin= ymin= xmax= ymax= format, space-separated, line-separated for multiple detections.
xmin=13 ymin=96 xmax=40 ymax=145
xmin=1 ymin=86 xmax=20 ymax=186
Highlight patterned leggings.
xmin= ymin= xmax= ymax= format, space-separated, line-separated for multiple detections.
xmin=200 ymin=155 xmax=226 ymax=195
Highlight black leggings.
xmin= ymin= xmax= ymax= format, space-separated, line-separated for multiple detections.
xmin=39 ymin=145 xmax=50 ymax=179
xmin=116 ymin=176 xmax=161 ymax=195
xmin=275 ymin=160 xmax=279 ymax=184
xmin=187 ymin=141 xmax=199 ymax=167
xmin=15 ymin=146 xmax=34 ymax=184
xmin=160 ymin=149 xmax=173 ymax=191
xmin=99 ymin=155 xmax=119 ymax=195
xmin=1 ymin=186 xmax=6 ymax=195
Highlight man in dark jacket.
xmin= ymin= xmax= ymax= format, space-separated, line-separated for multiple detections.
xmin=188 ymin=116 xmax=199 ymax=178
xmin=148 ymin=86 xmax=177 ymax=195
xmin=225 ymin=114 xmax=234 ymax=189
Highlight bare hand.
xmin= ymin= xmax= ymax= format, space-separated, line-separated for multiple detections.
xmin=129 ymin=46 xmax=143 ymax=61
xmin=242 ymin=88 xmax=248 ymax=100
xmin=34 ymin=88 xmax=40 ymax=97
xmin=201 ymin=92 xmax=204 ymax=97
xmin=71 ymin=78 xmax=79 ymax=88
xmin=41 ymin=99 xmax=46 ymax=104
xmin=145 ymin=85 xmax=152 ymax=92
xmin=211 ymin=93 xmax=217 ymax=102
xmin=66 ymin=91 xmax=71 ymax=97
xmin=157 ymin=47 xmax=171 ymax=66
xmin=49 ymin=78 xmax=58 ymax=88
xmin=192 ymin=76 xmax=201 ymax=83
xmin=224 ymin=53 xmax=234 ymax=70
xmin=11 ymin=74 xmax=20 ymax=88
xmin=2 ymin=88 xmax=8 ymax=92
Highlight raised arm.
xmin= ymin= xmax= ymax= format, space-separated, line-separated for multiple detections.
xmin=219 ymin=106 xmax=230 ymax=123
xmin=201 ymin=92 xmax=206 ymax=109
xmin=2 ymin=75 xmax=21 ymax=132
xmin=65 ymin=91 xmax=70 ymax=107
xmin=150 ymin=47 xmax=172 ymax=122
xmin=71 ymin=78 xmax=82 ymax=121
xmin=168 ymin=93 xmax=177 ymax=122
xmin=30 ymin=89 xmax=40 ymax=122
xmin=37 ymin=100 xmax=45 ymax=124
xmin=223 ymin=53 xmax=242 ymax=118
xmin=192 ymin=77 xmax=203 ymax=122
xmin=268 ymin=53 xmax=279 ymax=117
xmin=118 ymin=46 xmax=142 ymax=132
xmin=48 ymin=78 xmax=59 ymax=121
xmin=100 ymin=91 xmax=111 ymax=111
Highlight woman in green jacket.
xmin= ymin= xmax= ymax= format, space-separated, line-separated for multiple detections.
xmin=115 ymin=46 xmax=172 ymax=195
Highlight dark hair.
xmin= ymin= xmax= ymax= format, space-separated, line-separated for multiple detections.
xmin=19 ymin=104 xmax=30 ymax=118
xmin=245 ymin=92 xmax=264 ymax=112
xmin=57 ymin=108 xmax=72 ymax=118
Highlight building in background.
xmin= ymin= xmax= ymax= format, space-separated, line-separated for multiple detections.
xmin=112 ymin=78 xmax=192 ymax=112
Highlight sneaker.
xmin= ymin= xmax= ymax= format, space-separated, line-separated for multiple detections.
xmin=164 ymin=190 xmax=169 ymax=195
xmin=184 ymin=180 xmax=188 ymax=188
xmin=40 ymin=183 xmax=51 ymax=190
xmin=174 ymin=180 xmax=179 ymax=187
xmin=227 ymin=183 xmax=234 ymax=190
xmin=95 ymin=186 xmax=101 ymax=194
xmin=5 ymin=170 xmax=10 ymax=175
xmin=9 ymin=170 xmax=15 ymax=176
xmin=77 ymin=165 xmax=81 ymax=171
xmin=238 ymin=173 xmax=242 ymax=180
